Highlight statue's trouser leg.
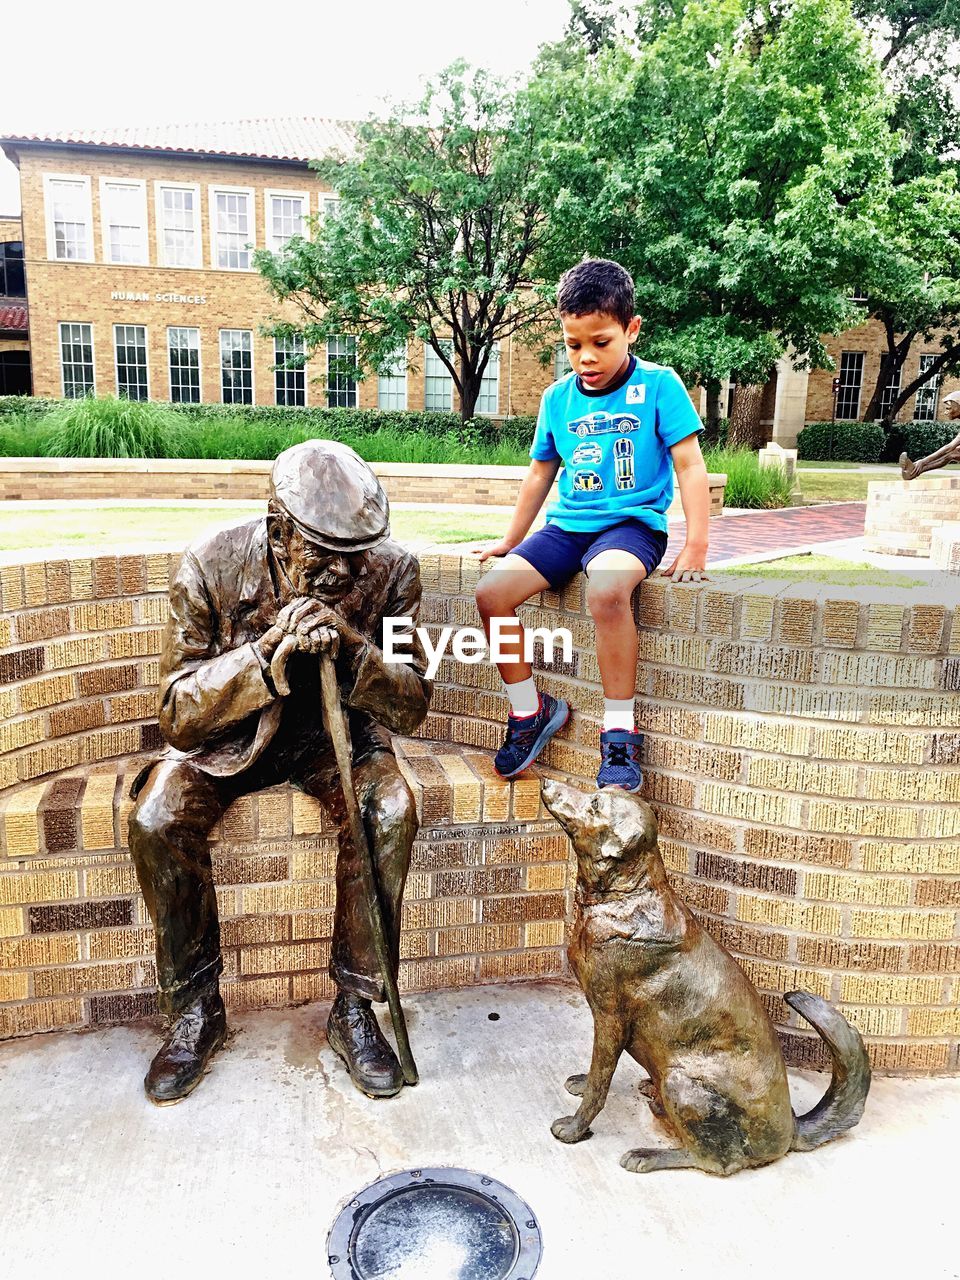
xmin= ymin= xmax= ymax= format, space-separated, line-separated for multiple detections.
xmin=299 ymin=750 xmax=418 ymax=1002
xmin=129 ymin=761 xmax=234 ymax=1019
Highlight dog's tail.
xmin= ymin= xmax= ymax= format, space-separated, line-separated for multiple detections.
xmin=784 ymin=990 xmax=872 ymax=1153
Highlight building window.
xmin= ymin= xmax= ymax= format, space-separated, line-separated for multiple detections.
xmin=275 ymin=335 xmax=306 ymax=407
xmin=424 ymin=340 xmax=454 ymax=411
xmin=914 ymin=354 xmax=941 ymax=422
xmin=835 ymin=351 xmax=864 ymax=421
xmin=377 ymin=344 xmax=407 ymax=410
xmin=266 ymin=191 xmax=308 ymax=253
xmin=879 ymin=366 xmax=902 ymax=420
xmin=156 ymin=183 xmax=201 ymax=268
xmin=849 ymin=287 xmax=869 ymax=305
xmin=327 ymin=335 xmax=357 ymax=408
xmin=476 ymin=341 xmax=500 ymax=416
xmin=168 ymin=327 xmax=200 ymax=403
xmin=100 ymin=179 xmax=147 ymax=264
xmin=44 ymin=175 xmax=93 ymax=261
xmin=0 ymin=241 xmax=25 ymax=297
xmin=554 ymin=342 xmax=572 ymax=381
xmin=211 ymin=188 xmax=254 ymax=270
xmin=320 ymin=194 xmax=341 ymax=219
xmin=59 ymin=322 xmax=95 ymax=398
xmin=220 ymin=329 xmax=253 ymax=404
xmin=114 ymin=325 xmax=149 ymax=400
xmin=0 ymin=351 xmax=31 ymax=395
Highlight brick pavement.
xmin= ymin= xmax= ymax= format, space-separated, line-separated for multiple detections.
xmin=667 ymin=502 xmax=867 ymax=566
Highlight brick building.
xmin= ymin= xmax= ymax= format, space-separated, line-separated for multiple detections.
xmin=1 ymin=118 xmax=957 ymax=444
xmin=0 ymin=120 xmax=553 ymax=419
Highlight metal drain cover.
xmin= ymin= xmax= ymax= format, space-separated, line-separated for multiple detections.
xmin=328 ymin=1167 xmax=542 ymax=1280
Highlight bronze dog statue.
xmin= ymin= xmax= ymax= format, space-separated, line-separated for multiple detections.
xmin=541 ymin=778 xmax=871 ymax=1176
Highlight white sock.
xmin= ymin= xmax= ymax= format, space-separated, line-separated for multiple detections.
xmin=603 ymin=699 xmax=635 ymax=732
xmin=505 ymin=676 xmax=539 ymax=718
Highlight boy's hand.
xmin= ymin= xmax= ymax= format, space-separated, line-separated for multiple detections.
xmin=660 ymin=545 xmax=709 ymax=583
xmin=472 ymin=540 xmax=516 ymax=562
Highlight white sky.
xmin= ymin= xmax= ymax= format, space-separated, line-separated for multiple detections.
xmin=0 ymin=0 xmax=573 ymax=215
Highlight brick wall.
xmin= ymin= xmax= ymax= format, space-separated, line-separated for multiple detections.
xmin=0 ymin=458 xmax=727 ymax=515
xmin=865 ymin=476 xmax=960 ymax=557
xmin=0 ymin=549 xmax=957 ymax=1073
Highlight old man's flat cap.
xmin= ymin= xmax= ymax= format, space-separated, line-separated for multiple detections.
xmin=270 ymin=440 xmax=390 ymax=552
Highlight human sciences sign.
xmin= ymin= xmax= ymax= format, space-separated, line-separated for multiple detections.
xmin=110 ymin=290 xmax=208 ymax=304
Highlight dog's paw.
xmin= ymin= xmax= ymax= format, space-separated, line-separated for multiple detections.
xmin=551 ymin=1115 xmax=591 ymax=1144
xmin=620 ymin=1148 xmax=662 ymax=1174
xmin=564 ymin=1073 xmax=587 ymax=1097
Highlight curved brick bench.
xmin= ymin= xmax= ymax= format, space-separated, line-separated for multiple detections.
xmin=0 ymin=548 xmax=958 ymax=1076
xmin=865 ymin=475 xmax=960 ymax=557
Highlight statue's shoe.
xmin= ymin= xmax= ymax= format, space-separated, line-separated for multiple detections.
xmin=326 ymin=995 xmax=403 ymax=1098
xmin=899 ymin=452 xmax=917 ymax=480
xmin=144 ymin=991 xmax=227 ymax=1106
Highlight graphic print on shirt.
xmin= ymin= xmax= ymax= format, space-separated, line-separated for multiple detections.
xmin=573 ymin=469 xmax=604 ymax=491
xmin=568 ymin=410 xmax=640 ymax=438
xmin=571 ymin=441 xmax=603 ymax=465
xmin=614 ymin=437 xmax=636 ymax=490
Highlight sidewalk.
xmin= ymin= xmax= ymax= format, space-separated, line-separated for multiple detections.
xmin=668 ymin=502 xmax=868 ymax=566
xmin=1 ymin=982 xmax=956 ymax=1280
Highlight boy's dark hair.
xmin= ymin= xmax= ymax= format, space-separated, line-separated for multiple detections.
xmin=557 ymin=258 xmax=635 ymax=329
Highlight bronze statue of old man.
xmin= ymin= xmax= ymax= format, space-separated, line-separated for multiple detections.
xmin=128 ymin=440 xmax=430 ymax=1105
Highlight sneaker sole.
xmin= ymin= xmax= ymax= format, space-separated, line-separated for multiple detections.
xmin=326 ymin=1021 xmax=404 ymax=1099
xmin=598 ymin=779 xmax=643 ymax=794
xmin=496 ymin=699 xmax=571 ymax=780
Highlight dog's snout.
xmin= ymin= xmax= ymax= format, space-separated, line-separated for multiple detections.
xmin=540 ymin=778 xmax=588 ymax=824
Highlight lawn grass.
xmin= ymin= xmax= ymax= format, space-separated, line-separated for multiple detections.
xmin=715 ymin=554 xmax=924 ymax=588
xmin=0 ymin=504 xmax=509 ymax=553
xmin=796 ymin=472 xmax=872 ymax=503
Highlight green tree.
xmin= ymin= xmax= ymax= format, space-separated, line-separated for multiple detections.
xmin=534 ymin=0 xmax=894 ymax=436
xmin=256 ymin=63 xmax=563 ymax=421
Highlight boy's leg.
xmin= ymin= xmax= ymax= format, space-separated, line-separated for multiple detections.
xmin=475 ymin=551 xmax=571 ymax=777
xmin=585 ymin=548 xmax=650 ymax=791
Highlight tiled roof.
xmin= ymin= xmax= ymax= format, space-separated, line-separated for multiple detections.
xmin=0 ymin=304 xmax=27 ymax=333
xmin=1 ymin=118 xmax=355 ymax=164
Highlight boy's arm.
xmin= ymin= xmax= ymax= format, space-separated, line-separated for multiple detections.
xmin=661 ymin=434 xmax=710 ymax=582
xmin=473 ymin=457 xmax=562 ymax=561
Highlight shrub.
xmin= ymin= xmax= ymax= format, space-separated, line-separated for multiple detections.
xmin=0 ymin=411 xmax=51 ymax=457
xmin=43 ymin=396 xmax=186 ymax=459
xmin=903 ymin=421 xmax=959 ymax=460
xmin=797 ymin=421 xmax=885 ymax=462
xmin=701 ymin=446 xmax=792 ymax=509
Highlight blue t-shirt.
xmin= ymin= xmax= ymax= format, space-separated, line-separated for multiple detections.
xmin=530 ymin=354 xmax=703 ymax=534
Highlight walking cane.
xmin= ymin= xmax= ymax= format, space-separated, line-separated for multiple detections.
xmin=318 ymin=652 xmax=419 ymax=1087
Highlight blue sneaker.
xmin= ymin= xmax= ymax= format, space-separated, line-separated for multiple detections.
xmin=494 ymin=693 xmax=570 ymax=779
xmin=598 ymin=729 xmax=644 ymax=792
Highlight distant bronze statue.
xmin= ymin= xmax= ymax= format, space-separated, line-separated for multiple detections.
xmin=128 ymin=440 xmax=430 ymax=1105
xmin=540 ymin=780 xmax=871 ymax=1176
xmin=900 ymin=389 xmax=960 ymax=480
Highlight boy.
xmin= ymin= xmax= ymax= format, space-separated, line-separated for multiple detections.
xmin=474 ymin=258 xmax=709 ymax=791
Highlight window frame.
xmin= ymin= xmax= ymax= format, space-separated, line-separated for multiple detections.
xmin=167 ymin=326 xmax=202 ymax=404
xmin=154 ymin=181 xmax=203 ymax=269
xmin=99 ymin=177 xmax=148 ymax=266
xmin=274 ymin=333 xmax=307 ymax=407
xmin=264 ymin=188 xmax=310 ymax=254
xmin=59 ymin=321 xmax=96 ymax=398
xmin=0 ymin=241 xmax=26 ymax=297
xmin=878 ymin=365 xmax=902 ymax=421
xmin=113 ymin=323 xmax=150 ymax=401
xmin=475 ymin=340 xmax=500 ymax=417
xmin=424 ymin=339 xmax=455 ymax=412
xmin=319 ymin=192 xmax=341 ymax=221
xmin=326 ymin=334 xmax=358 ymax=409
xmin=209 ymin=184 xmax=256 ymax=271
xmin=43 ymin=174 xmax=94 ymax=263
xmin=835 ymin=351 xmax=865 ymax=422
xmin=554 ymin=342 xmax=573 ymax=382
xmin=914 ymin=354 xmax=941 ymax=422
xmin=219 ymin=328 xmax=254 ymax=405
xmin=377 ymin=342 xmax=408 ymax=411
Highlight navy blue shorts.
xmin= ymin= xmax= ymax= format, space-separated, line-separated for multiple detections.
xmin=511 ymin=519 xmax=668 ymax=591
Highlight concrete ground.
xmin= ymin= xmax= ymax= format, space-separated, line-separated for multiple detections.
xmin=1 ymin=982 xmax=957 ymax=1280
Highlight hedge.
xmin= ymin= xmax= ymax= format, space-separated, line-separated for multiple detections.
xmin=797 ymin=420 xmax=885 ymax=462
xmin=902 ymin=421 xmax=959 ymax=460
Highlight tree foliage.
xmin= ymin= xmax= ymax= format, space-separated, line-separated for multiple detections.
xmin=256 ymin=64 xmax=564 ymax=420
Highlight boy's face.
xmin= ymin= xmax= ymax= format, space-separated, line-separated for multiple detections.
xmin=560 ymin=311 xmax=642 ymax=391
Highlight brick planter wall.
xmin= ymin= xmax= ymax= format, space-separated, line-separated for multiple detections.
xmin=0 ymin=546 xmax=957 ymax=1074
xmin=865 ymin=475 xmax=960 ymax=557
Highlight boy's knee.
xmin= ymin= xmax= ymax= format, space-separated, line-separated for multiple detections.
xmin=586 ymin=580 xmax=632 ymax=621
xmin=476 ymin=574 xmax=512 ymax=618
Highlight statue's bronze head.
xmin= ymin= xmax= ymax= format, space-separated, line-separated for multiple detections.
xmin=267 ymin=440 xmax=390 ymax=601
xmin=540 ymin=778 xmax=659 ymax=896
